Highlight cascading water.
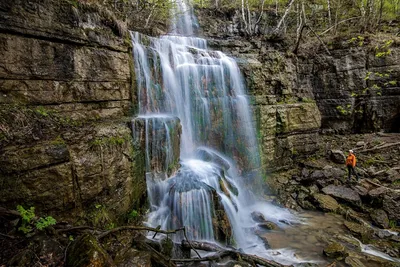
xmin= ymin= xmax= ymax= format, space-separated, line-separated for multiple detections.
xmin=131 ymin=0 xmax=301 ymax=264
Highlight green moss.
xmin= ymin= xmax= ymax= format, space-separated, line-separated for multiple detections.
xmin=87 ymin=204 xmax=114 ymax=229
xmin=50 ymin=136 xmax=66 ymax=146
xmin=35 ymin=106 xmax=51 ymax=117
xmin=90 ymin=135 xmax=129 ymax=150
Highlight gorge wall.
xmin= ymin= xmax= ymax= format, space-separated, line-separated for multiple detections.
xmin=195 ymin=8 xmax=400 ymax=170
xmin=0 ymin=0 xmax=147 ymax=222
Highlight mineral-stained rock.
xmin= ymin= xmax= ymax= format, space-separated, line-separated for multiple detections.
xmin=67 ymin=233 xmax=115 ymax=267
xmin=322 ymin=185 xmax=361 ymax=204
xmin=132 ymin=116 xmax=181 ymax=176
xmin=312 ymin=194 xmax=339 ymax=212
xmin=370 ymin=209 xmax=390 ymax=229
xmin=329 ymin=150 xmax=346 ymax=164
xmin=323 ymin=242 xmax=347 ymax=259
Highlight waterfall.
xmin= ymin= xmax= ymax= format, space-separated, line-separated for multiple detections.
xmin=130 ymin=0 xmax=299 ymax=261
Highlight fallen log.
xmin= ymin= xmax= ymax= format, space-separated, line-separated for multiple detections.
xmin=178 ymin=240 xmax=290 ymax=267
xmin=181 ymin=240 xmax=224 ymax=252
xmin=356 ymin=142 xmax=400 ymax=153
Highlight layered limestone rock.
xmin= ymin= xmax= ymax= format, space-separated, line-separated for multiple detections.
xmin=297 ymin=42 xmax=400 ymax=133
xmin=0 ymin=0 xmax=146 ymax=221
xmin=195 ymin=9 xmax=400 ymax=170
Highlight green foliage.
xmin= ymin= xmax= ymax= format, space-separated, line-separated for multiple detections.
xmin=16 ymin=205 xmax=57 ymax=235
xmin=35 ymin=216 xmax=57 ymax=230
xmin=17 ymin=205 xmax=35 ymax=223
xmin=336 ymin=105 xmax=351 ymax=116
xmin=51 ymin=136 xmax=66 ymax=146
xmin=375 ymin=40 xmax=393 ymax=58
xmin=389 ymin=220 xmax=397 ymax=229
xmin=348 ymin=36 xmax=365 ymax=46
xmin=35 ymin=106 xmax=50 ymax=117
xmin=91 ymin=136 xmax=127 ymax=148
xmin=128 ymin=209 xmax=138 ymax=219
xmin=363 ymin=155 xmax=384 ymax=167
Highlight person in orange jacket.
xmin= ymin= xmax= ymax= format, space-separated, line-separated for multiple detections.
xmin=346 ymin=150 xmax=359 ymax=181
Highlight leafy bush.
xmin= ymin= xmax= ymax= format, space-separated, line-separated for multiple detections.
xmin=16 ymin=205 xmax=57 ymax=235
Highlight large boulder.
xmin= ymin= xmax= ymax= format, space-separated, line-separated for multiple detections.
xmin=322 ymin=185 xmax=361 ymax=204
xmin=312 ymin=194 xmax=340 ymax=212
xmin=329 ymin=150 xmax=346 ymax=164
xmin=370 ymin=209 xmax=390 ymax=229
xmin=323 ymin=242 xmax=347 ymax=260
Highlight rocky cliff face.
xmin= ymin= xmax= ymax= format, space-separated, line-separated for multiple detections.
xmin=0 ymin=0 xmax=146 ymax=222
xmin=196 ymin=9 xmax=321 ymax=170
xmin=195 ymin=8 xmax=400 ymax=170
xmin=298 ymin=39 xmax=400 ymax=133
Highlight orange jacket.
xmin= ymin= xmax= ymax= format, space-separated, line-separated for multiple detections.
xmin=346 ymin=154 xmax=356 ymax=167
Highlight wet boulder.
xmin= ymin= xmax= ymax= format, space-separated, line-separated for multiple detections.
xmin=370 ymin=209 xmax=390 ymax=229
xmin=195 ymin=147 xmax=231 ymax=171
xmin=166 ymin=170 xmax=233 ymax=245
xmin=257 ymin=221 xmax=278 ymax=230
xmin=323 ymin=242 xmax=347 ymax=260
xmin=322 ymin=185 xmax=361 ymax=204
xmin=251 ymin=211 xmax=266 ymax=223
xmin=67 ymin=233 xmax=115 ymax=267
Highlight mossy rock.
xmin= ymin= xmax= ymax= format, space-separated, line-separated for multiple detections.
xmin=312 ymin=193 xmax=339 ymax=212
xmin=323 ymin=242 xmax=348 ymax=260
xmin=344 ymin=221 xmax=373 ymax=243
xmin=67 ymin=233 xmax=115 ymax=267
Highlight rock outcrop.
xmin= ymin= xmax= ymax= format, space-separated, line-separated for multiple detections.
xmin=0 ymin=0 xmax=146 ymax=221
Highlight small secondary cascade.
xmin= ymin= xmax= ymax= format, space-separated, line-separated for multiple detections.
xmin=130 ymin=0 xmax=298 ymax=260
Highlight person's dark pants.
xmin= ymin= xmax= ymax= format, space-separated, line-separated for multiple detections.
xmin=347 ymin=165 xmax=359 ymax=181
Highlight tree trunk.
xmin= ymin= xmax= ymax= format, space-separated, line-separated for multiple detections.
xmin=273 ymin=0 xmax=296 ymax=34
